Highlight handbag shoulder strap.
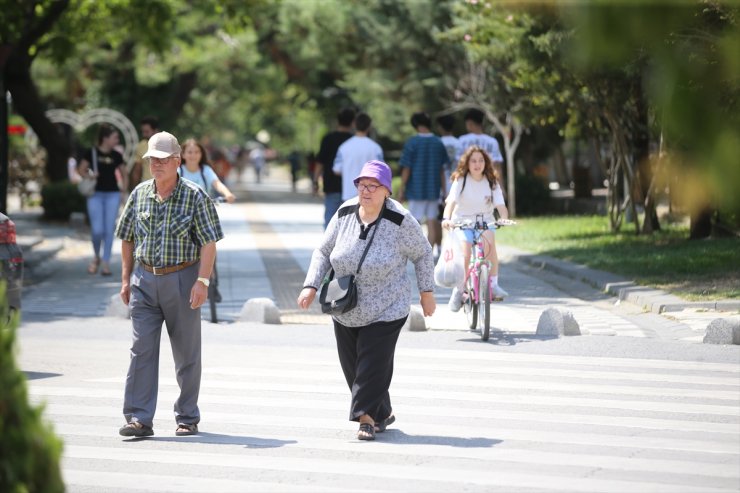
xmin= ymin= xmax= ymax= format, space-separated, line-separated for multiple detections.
xmin=355 ymin=200 xmax=385 ymax=275
xmin=91 ymin=147 xmax=99 ymax=174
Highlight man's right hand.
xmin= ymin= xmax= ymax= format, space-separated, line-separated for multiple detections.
xmin=120 ymin=284 xmax=130 ymax=306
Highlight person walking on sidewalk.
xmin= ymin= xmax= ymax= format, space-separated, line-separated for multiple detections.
xmin=457 ymin=109 xmax=506 ymax=195
xmin=77 ymin=123 xmax=127 ymax=277
xmin=114 ymin=131 xmax=224 ymax=438
xmin=333 ymin=112 xmax=384 ymax=203
xmin=297 ymin=160 xmax=436 ymax=441
xmin=442 ymin=146 xmax=509 ymax=312
xmin=315 ymin=107 xmax=355 ymax=228
xmin=128 ymin=115 xmax=159 ymax=191
xmin=397 ymin=111 xmax=450 ymax=255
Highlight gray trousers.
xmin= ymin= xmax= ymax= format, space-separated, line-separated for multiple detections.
xmin=123 ymin=262 xmax=201 ymax=428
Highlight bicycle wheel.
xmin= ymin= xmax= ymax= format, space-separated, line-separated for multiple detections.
xmin=478 ymin=264 xmax=490 ymax=341
xmin=464 ymin=276 xmax=477 ymax=330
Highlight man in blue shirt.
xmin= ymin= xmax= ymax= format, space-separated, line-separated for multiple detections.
xmin=398 ymin=112 xmax=449 ymax=251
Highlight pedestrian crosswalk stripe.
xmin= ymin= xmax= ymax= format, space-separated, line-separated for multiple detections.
xmin=51 ymin=423 xmax=739 ymax=479
xmin=62 ymin=445 xmax=735 ymax=493
xmin=25 ymin=344 xmax=739 ymax=492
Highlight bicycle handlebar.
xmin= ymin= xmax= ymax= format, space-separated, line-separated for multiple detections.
xmin=450 ymin=218 xmax=517 ymax=230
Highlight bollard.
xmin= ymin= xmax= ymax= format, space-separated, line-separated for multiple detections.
xmin=403 ymin=306 xmax=427 ymax=332
xmin=238 ymin=298 xmax=281 ymax=324
xmin=536 ymin=307 xmax=583 ymax=337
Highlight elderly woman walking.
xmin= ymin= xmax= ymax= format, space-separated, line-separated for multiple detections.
xmin=297 ymin=160 xmax=436 ymax=440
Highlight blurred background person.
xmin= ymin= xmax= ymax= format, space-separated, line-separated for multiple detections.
xmin=78 ymin=123 xmax=126 ymax=276
xmin=128 ymin=116 xmax=159 ymax=191
xmin=315 ymin=107 xmax=355 ymax=228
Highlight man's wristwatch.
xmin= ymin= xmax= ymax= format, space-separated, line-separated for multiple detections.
xmin=197 ymin=277 xmax=210 ymax=287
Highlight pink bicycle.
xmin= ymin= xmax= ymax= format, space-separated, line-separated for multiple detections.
xmin=453 ymin=215 xmax=516 ymax=341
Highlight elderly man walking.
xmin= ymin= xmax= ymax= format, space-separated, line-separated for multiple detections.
xmin=115 ymin=131 xmax=224 ymax=437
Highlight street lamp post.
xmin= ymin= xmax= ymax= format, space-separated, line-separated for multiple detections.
xmin=1 ymin=76 xmax=8 ymax=215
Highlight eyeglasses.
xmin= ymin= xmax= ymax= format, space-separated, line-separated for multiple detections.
xmin=149 ymin=156 xmax=174 ymax=165
xmin=356 ymin=183 xmax=381 ymax=193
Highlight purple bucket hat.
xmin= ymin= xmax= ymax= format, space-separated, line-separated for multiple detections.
xmin=353 ymin=160 xmax=393 ymax=194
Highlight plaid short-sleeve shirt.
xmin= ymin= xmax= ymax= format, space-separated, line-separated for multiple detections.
xmin=115 ymin=178 xmax=224 ymax=266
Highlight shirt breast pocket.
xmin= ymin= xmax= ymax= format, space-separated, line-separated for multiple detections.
xmin=170 ymin=213 xmax=193 ymax=238
xmin=135 ymin=210 xmax=152 ymax=237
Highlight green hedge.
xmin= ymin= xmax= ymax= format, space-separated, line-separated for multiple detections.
xmin=41 ymin=181 xmax=86 ymax=221
xmin=514 ymin=173 xmax=551 ymax=216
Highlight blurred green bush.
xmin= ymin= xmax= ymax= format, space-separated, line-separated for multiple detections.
xmin=514 ymin=173 xmax=551 ymax=216
xmin=0 ymin=282 xmax=64 ymax=493
xmin=41 ymin=181 xmax=87 ymax=221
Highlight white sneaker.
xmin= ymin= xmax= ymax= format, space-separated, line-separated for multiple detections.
xmin=448 ymin=287 xmax=463 ymax=312
xmin=491 ymin=283 xmax=508 ymax=299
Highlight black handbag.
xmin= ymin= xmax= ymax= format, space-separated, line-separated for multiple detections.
xmin=319 ymin=208 xmax=381 ymax=315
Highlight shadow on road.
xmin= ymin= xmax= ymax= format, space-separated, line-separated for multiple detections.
xmin=381 ymin=430 xmax=502 ymax=448
xmin=23 ymin=371 xmax=63 ymax=380
xmin=123 ymin=432 xmax=297 ymax=448
xmin=457 ymin=332 xmax=558 ymax=346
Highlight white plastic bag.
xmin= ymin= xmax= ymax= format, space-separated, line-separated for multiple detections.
xmin=434 ymin=232 xmax=465 ymax=288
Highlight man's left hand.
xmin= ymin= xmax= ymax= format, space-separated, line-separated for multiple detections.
xmin=190 ymin=280 xmax=209 ymax=309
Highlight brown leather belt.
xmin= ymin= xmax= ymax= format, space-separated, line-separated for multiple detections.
xmin=140 ymin=260 xmax=197 ymax=276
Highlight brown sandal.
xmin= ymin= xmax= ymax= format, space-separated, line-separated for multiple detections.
xmin=175 ymin=423 xmax=198 ymax=436
xmin=87 ymin=258 xmax=100 ymax=275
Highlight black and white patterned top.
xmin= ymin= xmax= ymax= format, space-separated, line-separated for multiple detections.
xmin=304 ymin=197 xmax=435 ymax=327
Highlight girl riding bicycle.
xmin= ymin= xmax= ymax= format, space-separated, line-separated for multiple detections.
xmin=441 ymin=146 xmax=509 ymax=312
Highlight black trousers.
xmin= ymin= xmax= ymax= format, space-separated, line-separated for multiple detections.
xmin=333 ymin=316 xmax=407 ymax=423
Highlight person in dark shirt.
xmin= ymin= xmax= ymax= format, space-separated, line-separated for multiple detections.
xmin=77 ymin=123 xmax=126 ymax=276
xmin=315 ymin=107 xmax=356 ymax=228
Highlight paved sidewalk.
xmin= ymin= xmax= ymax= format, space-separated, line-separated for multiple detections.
xmin=10 ymin=167 xmax=738 ymax=342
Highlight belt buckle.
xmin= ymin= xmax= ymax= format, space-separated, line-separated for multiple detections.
xmin=152 ymin=266 xmax=163 ymax=275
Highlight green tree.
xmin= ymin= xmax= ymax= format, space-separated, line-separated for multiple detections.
xmin=563 ymin=2 xmax=740 ymax=238
xmin=1 ymin=0 xmax=178 ymax=181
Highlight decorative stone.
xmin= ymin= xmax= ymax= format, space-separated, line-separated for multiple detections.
xmin=536 ymin=307 xmax=582 ymax=337
xmin=238 ymin=298 xmax=281 ymax=324
xmin=703 ymin=317 xmax=740 ymax=345
xmin=403 ymin=306 xmax=427 ymax=332
xmin=105 ymin=293 xmax=130 ymax=319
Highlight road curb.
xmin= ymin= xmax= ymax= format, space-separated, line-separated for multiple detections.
xmin=504 ymin=247 xmax=739 ymax=314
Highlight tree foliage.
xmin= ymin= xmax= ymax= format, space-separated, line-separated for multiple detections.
xmin=446 ymin=1 xmax=739 ymax=235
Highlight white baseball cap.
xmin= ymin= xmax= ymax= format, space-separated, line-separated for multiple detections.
xmin=143 ymin=131 xmax=181 ymax=159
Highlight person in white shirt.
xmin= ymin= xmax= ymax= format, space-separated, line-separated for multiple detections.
xmin=456 ymin=109 xmax=506 ymax=196
xmin=442 ymin=146 xmax=509 ymax=312
xmin=333 ymin=113 xmax=384 ymax=202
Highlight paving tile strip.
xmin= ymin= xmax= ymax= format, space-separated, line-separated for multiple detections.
xmin=242 ymin=200 xmax=329 ymax=325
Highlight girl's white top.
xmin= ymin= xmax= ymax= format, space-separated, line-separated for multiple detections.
xmin=446 ymin=175 xmax=505 ymax=223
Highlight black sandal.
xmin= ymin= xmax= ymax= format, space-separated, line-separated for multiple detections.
xmin=175 ymin=423 xmax=198 ymax=436
xmin=375 ymin=414 xmax=395 ymax=433
xmin=357 ymin=422 xmax=375 ymax=441
xmin=119 ymin=422 xmax=153 ymax=437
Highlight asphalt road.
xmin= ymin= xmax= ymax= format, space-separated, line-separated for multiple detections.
xmin=14 ymin=169 xmax=740 ymax=492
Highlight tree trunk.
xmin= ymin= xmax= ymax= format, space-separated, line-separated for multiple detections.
xmin=5 ymin=54 xmax=69 ymax=183
xmin=690 ymin=207 xmax=713 ymax=239
xmin=168 ymin=71 xmax=198 ymax=122
xmin=634 ymin=78 xmax=660 ymax=234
